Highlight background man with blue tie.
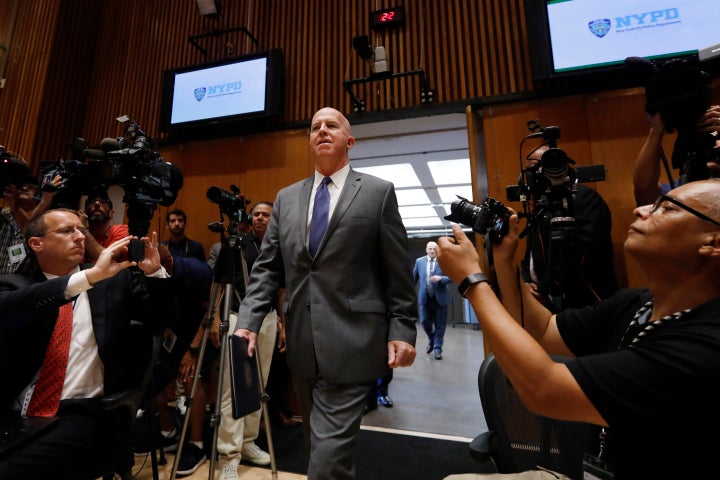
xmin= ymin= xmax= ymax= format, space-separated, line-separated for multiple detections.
xmin=413 ymin=241 xmax=452 ymax=360
xmin=233 ymin=107 xmax=417 ymax=480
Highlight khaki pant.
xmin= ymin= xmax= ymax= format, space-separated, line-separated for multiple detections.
xmin=216 ymin=311 xmax=277 ymax=460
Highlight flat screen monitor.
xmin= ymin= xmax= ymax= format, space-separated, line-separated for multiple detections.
xmin=525 ymin=0 xmax=720 ymax=78
xmin=159 ymin=48 xmax=283 ymax=132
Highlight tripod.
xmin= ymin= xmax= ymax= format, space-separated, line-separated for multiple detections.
xmin=169 ymin=225 xmax=278 ymax=480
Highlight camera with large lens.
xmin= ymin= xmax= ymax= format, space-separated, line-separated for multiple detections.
xmin=444 ymin=196 xmax=510 ymax=244
xmin=39 ymin=118 xmax=184 ymax=236
xmin=207 ymin=185 xmax=249 ymax=225
xmin=625 ymin=55 xmax=714 ymax=182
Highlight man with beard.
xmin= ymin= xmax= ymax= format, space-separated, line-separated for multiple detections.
xmin=82 ymin=190 xmax=129 ymax=263
xmin=162 ymin=209 xmax=205 ymax=261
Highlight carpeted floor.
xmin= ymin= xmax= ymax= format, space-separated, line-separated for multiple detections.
xmin=254 ymin=422 xmax=490 ymax=480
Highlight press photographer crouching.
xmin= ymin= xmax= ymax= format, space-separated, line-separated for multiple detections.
xmin=0 ymin=208 xmax=174 ymax=479
xmin=439 ymin=179 xmax=720 ymax=479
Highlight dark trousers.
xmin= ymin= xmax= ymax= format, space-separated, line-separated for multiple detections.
xmin=0 ymin=401 xmax=122 ymax=480
xmin=420 ymin=294 xmax=448 ymax=350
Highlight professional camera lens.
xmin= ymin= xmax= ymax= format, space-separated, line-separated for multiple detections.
xmin=540 ymin=148 xmax=569 ymax=180
xmin=444 ymin=196 xmax=510 ymax=244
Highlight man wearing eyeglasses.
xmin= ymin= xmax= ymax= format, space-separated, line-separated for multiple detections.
xmin=0 ymin=208 xmax=173 ymax=479
xmin=437 ymin=179 xmax=720 ymax=479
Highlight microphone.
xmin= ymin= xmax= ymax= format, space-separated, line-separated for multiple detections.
xmin=82 ymin=148 xmax=106 ymax=159
xmin=82 ymin=138 xmax=122 ymax=159
xmin=100 ymin=137 xmax=122 ymax=151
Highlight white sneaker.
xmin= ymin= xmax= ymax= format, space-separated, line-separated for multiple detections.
xmin=241 ymin=442 xmax=271 ymax=466
xmin=219 ymin=458 xmax=240 ymax=480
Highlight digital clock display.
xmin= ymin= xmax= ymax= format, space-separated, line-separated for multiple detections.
xmin=370 ymin=6 xmax=405 ymax=29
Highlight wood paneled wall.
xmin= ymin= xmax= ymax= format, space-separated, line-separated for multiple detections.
xmin=0 ymin=0 xmax=710 ymax=288
xmin=0 ymin=0 xmax=534 ymax=165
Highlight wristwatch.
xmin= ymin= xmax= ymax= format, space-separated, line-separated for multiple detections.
xmin=458 ymin=273 xmax=491 ymax=298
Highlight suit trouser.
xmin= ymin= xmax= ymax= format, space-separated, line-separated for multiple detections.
xmin=295 ymin=376 xmax=374 ymax=480
xmin=217 ymin=310 xmax=277 ymax=460
xmin=420 ymin=295 xmax=448 ymax=350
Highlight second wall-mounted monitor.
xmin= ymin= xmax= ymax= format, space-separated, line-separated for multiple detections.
xmin=525 ymin=0 xmax=720 ymax=79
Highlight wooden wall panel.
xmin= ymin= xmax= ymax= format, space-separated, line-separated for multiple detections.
xmin=2 ymin=0 xmax=533 ymax=164
xmin=2 ymin=0 xmax=695 ymax=287
xmin=153 ymin=128 xmax=313 ymax=251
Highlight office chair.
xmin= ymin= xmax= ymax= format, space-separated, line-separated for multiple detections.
xmin=88 ymin=323 xmax=164 ymax=480
xmin=468 ymin=353 xmax=597 ymax=479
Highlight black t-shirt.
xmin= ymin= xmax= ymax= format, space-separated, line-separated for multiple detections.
xmin=557 ymin=289 xmax=720 ymax=478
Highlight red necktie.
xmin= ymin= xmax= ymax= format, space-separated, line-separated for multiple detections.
xmin=27 ymin=302 xmax=74 ymax=417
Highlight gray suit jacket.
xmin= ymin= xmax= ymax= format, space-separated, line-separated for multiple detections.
xmin=237 ymin=169 xmax=417 ymax=384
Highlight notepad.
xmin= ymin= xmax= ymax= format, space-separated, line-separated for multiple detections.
xmin=228 ymin=335 xmax=261 ymax=419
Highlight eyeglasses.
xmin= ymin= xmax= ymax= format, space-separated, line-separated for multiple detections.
xmin=41 ymin=225 xmax=88 ymax=236
xmin=650 ymin=194 xmax=720 ymax=227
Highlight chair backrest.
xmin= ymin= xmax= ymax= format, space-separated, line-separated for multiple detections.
xmin=478 ymin=352 xmax=598 ymax=479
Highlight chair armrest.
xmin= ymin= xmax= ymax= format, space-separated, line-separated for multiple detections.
xmin=100 ymin=389 xmax=144 ymax=414
xmin=468 ymin=431 xmax=498 ymax=471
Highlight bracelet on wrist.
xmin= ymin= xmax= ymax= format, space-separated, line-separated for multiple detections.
xmin=188 ymin=346 xmax=200 ymax=355
xmin=458 ymin=273 xmax=492 ymax=298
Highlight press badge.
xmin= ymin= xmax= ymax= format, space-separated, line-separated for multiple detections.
xmin=582 ymin=453 xmax=614 ymax=480
xmin=7 ymin=242 xmax=26 ymax=265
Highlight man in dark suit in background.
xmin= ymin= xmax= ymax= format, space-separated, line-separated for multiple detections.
xmin=0 ymin=208 xmax=172 ymax=479
xmin=234 ymin=107 xmax=417 ymax=480
xmin=413 ymin=241 xmax=452 ymax=360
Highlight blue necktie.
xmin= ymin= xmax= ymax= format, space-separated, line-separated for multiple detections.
xmin=309 ymin=176 xmax=331 ymax=257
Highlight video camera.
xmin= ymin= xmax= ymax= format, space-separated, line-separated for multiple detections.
xmin=625 ymin=55 xmax=715 ymax=183
xmin=506 ymin=121 xmax=606 ymax=311
xmin=207 ymin=185 xmax=250 ymax=234
xmin=39 ymin=117 xmax=184 ymax=236
xmin=506 ymin=120 xmax=605 ymax=210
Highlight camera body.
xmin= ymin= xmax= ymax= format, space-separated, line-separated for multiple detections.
xmin=626 ymin=55 xmax=715 ymax=180
xmin=207 ymin=185 xmax=250 ymax=227
xmin=40 ymin=122 xmax=183 ymax=213
xmin=444 ymin=196 xmax=511 ymax=244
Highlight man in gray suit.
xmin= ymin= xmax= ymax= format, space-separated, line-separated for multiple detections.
xmin=413 ymin=241 xmax=452 ymax=359
xmin=234 ymin=107 xmax=417 ymax=480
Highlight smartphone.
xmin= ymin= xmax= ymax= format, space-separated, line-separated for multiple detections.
xmin=128 ymin=239 xmax=145 ymax=262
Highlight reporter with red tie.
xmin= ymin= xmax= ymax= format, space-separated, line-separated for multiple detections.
xmin=0 ymin=208 xmax=173 ymax=480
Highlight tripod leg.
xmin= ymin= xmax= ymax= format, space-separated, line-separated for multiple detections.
xmin=208 ymin=283 xmax=235 ymax=478
xmin=169 ymin=281 xmax=225 ymax=480
xmin=255 ymin=339 xmax=279 ymax=480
